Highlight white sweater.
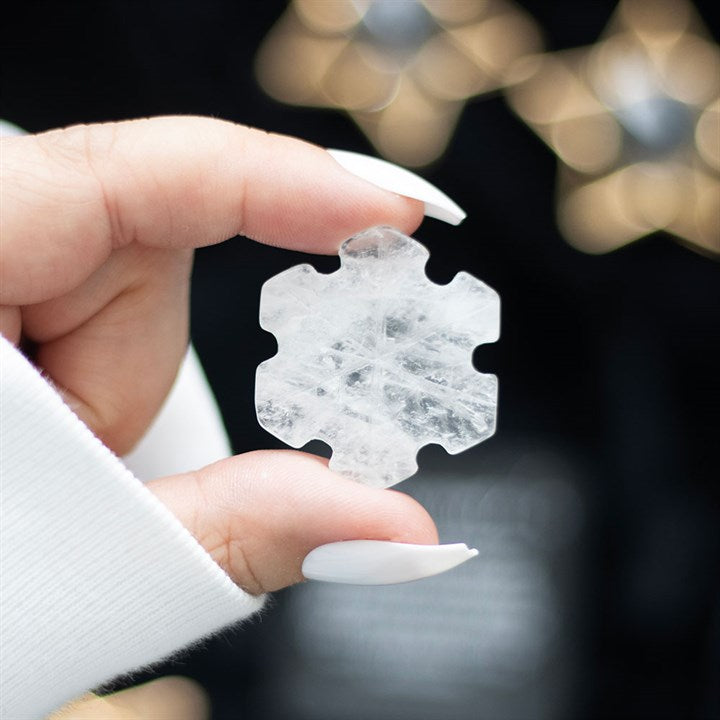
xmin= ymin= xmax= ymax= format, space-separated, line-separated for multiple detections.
xmin=0 ymin=335 xmax=264 ymax=718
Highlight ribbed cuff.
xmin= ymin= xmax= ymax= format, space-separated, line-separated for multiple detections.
xmin=0 ymin=336 xmax=264 ymax=718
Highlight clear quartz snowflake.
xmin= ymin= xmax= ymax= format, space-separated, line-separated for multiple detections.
xmin=255 ymin=226 xmax=500 ymax=487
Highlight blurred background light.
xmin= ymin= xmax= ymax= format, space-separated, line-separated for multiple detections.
xmin=505 ymin=0 xmax=720 ymax=256
xmin=269 ymin=456 xmax=585 ymax=720
xmin=256 ymin=0 xmax=542 ymax=166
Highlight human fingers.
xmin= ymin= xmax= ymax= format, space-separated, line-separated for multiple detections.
xmin=1 ymin=117 xmax=422 ymax=452
xmin=47 ymin=676 xmax=208 ymax=720
xmin=19 ymin=244 xmax=194 ymax=454
xmin=0 ymin=116 xmax=423 ymax=305
xmin=147 ymin=450 xmax=439 ymax=595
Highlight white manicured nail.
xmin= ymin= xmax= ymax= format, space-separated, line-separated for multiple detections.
xmin=0 ymin=119 xmax=25 ymax=137
xmin=302 ymin=540 xmax=478 ymax=585
xmin=328 ymin=149 xmax=466 ymax=226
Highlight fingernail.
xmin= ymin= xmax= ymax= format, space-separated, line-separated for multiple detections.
xmin=302 ymin=540 xmax=478 ymax=585
xmin=0 ymin=119 xmax=26 ymax=137
xmin=327 ymin=149 xmax=467 ymax=226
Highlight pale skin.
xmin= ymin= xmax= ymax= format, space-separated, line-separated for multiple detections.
xmin=1 ymin=116 xmax=439 ymax=717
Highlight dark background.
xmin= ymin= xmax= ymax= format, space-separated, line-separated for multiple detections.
xmin=3 ymin=2 xmax=719 ymax=718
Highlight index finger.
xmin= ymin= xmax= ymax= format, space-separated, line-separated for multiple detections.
xmin=0 ymin=116 xmax=423 ymax=305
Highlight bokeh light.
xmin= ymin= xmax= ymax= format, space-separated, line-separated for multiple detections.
xmin=505 ymin=0 xmax=720 ymax=255
xmin=256 ymin=0 xmax=542 ymax=166
xmin=272 ymin=455 xmax=585 ymax=719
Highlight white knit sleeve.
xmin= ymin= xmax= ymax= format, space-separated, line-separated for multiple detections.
xmin=0 ymin=336 xmax=264 ymax=719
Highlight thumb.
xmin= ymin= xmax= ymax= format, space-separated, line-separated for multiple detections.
xmin=147 ymin=450 xmax=439 ymax=595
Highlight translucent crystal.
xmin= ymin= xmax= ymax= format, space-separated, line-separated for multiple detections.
xmin=255 ymin=226 xmax=500 ymax=487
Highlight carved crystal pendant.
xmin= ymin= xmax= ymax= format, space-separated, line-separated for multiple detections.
xmin=256 ymin=226 xmax=500 ymax=487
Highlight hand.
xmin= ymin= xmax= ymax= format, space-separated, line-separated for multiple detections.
xmin=1 ymin=116 xmax=437 ymax=595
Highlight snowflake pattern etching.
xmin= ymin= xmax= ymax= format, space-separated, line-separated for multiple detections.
xmin=255 ymin=226 xmax=500 ymax=487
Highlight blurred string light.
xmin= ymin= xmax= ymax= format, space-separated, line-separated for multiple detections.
xmin=255 ymin=0 xmax=542 ymax=166
xmin=505 ymin=0 xmax=720 ymax=255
